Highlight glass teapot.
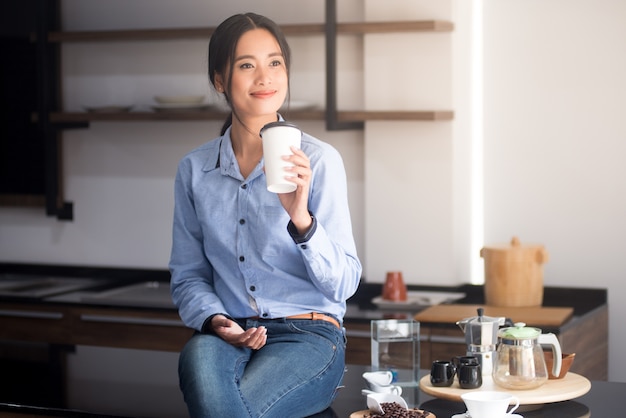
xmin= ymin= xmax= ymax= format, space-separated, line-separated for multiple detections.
xmin=493 ymin=322 xmax=562 ymax=390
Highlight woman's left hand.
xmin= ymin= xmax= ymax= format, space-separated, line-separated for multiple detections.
xmin=278 ymin=146 xmax=313 ymax=234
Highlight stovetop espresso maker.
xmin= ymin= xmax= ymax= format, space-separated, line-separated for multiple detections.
xmin=456 ymin=308 xmax=509 ymax=375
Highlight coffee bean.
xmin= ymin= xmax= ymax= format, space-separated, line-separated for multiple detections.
xmin=365 ymin=402 xmax=433 ymax=418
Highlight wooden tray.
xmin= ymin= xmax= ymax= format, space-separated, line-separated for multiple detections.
xmin=349 ymin=409 xmax=436 ymax=418
xmin=414 ymin=304 xmax=574 ymax=327
xmin=419 ymin=373 xmax=591 ymax=404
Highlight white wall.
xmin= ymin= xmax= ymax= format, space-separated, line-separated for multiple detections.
xmin=363 ymin=1 xmax=459 ymax=284
xmin=482 ymin=0 xmax=626 ymax=382
xmin=0 ymin=2 xmax=624 ymax=414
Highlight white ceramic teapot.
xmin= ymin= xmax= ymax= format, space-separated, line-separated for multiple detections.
xmin=493 ymin=322 xmax=562 ymax=390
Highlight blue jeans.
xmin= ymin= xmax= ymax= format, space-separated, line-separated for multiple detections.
xmin=178 ymin=318 xmax=346 ymax=418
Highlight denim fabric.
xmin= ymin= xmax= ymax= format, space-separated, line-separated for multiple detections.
xmin=178 ymin=319 xmax=347 ymax=418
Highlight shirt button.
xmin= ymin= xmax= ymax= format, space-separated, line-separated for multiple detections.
xmin=241 ymin=184 xmax=247 ymax=189
xmin=300 ymin=244 xmax=308 ymax=250
xmin=239 ymin=219 xmax=245 ymax=225
xmin=249 ymin=285 xmax=256 ymax=291
xmin=239 ymin=256 xmax=245 ymax=262
xmin=262 ymin=313 xmax=268 ymax=318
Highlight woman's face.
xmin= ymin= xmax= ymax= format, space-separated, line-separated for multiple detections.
xmin=219 ymin=28 xmax=288 ymax=119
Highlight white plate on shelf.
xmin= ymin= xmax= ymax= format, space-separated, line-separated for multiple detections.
xmin=372 ymin=291 xmax=466 ymax=310
xmin=154 ymin=95 xmax=206 ymax=105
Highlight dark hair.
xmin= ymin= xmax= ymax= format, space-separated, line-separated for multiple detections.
xmin=209 ymin=13 xmax=292 ymax=135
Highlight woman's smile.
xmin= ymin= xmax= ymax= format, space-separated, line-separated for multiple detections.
xmin=250 ymin=89 xmax=278 ymax=99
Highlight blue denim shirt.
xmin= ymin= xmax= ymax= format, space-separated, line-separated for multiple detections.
xmin=169 ymin=126 xmax=362 ymax=331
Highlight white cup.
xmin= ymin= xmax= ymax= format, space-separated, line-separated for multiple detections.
xmin=259 ymin=121 xmax=302 ymax=193
xmin=362 ymin=371 xmax=401 ymax=394
xmin=367 ymin=383 xmax=402 ymax=395
xmin=461 ymin=391 xmax=520 ymax=417
xmin=362 ymin=371 xmax=394 ymax=387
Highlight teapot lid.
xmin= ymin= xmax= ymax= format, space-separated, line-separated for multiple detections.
xmin=462 ymin=307 xmax=504 ymax=325
xmin=499 ymin=322 xmax=541 ymax=339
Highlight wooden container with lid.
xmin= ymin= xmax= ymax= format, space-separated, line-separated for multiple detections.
xmin=480 ymin=237 xmax=549 ymax=307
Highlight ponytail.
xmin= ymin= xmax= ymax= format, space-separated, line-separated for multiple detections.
xmin=220 ymin=113 xmax=233 ymax=136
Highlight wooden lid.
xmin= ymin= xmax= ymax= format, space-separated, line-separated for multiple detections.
xmin=480 ymin=236 xmax=549 ymax=264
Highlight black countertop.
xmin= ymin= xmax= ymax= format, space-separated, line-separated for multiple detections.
xmin=0 ymin=262 xmax=608 ymax=322
xmin=347 ymin=281 xmax=607 ymax=317
xmin=331 ymin=365 xmax=624 ymax=418
xmin=2 ymin=367 xmax=623 ymax=418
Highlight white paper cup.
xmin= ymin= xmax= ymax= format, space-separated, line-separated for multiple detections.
xmin=260 ymin=121 xmax=302 ymax=193
xmin=461 ymin=391 xmax=520 ymax=417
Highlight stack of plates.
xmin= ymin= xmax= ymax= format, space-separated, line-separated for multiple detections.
xmin=152 ymin=95 xmax=211 ymax=112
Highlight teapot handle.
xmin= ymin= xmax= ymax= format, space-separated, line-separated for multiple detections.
xmin=539 ymin=333 xmax=562 ymax=377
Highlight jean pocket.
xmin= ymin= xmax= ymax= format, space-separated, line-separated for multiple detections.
xmin=288 ymin=321 xmax=344 ymax=350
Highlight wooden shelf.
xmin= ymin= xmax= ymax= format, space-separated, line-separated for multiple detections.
xmin=48 ymin=110 xmax=454 ymax=123
xmin=47 ymin=110 xmax=323 ymax=122
xmin=45 ymin=20 xmax=453 ymax=42
xmin=43 ymin=18 xmax=454 ymax=127
xmin=339 ymin=20 xmax=454 ymax=34
xmin=0 ymin=194 xmax=45 ymax=207
xmin=338 ymin=110 xmax=454 ymax=121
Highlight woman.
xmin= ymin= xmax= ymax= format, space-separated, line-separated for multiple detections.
xmin=169 ymin=13 xmax=362 ymax=418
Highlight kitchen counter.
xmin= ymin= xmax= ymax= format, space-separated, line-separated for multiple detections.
xmin=0 ymin=263 xmax=608 ymax=359
xmin=0 ymin=263 xmax=609 ymax=410
xmin=0 ymin=262 xmax=607 ymax=314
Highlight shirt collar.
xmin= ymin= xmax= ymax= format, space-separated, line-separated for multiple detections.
xmin=214 ymin=114 xmax=286 ymax=181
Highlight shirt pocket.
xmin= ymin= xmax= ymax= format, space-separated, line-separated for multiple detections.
xmin=254 ymin=205 xmax=290 ymax=257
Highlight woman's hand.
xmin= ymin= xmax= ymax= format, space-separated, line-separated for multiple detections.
xmin=210 ymin=315 xmax=267 ymax=350
xmin=278 ymin=146 xmax=312 ymax=233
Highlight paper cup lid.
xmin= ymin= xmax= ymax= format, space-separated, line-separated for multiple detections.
xmin=259 ymin=121 xmax=300 ymax=137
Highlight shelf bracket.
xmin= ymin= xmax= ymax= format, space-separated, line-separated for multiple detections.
xmin=325 ymin=0 xmax=364 ymax=131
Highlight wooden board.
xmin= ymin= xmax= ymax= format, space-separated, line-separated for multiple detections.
xmin=419 ymin=373 xmax=591 ymax=404
xmin=414 ymin=304 xmax=574 ymax=327
xmin=349 ymin=409 xmax=436 ymax=418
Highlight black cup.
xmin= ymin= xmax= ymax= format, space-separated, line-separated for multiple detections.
xmin=458 ymin=362 xmax=482 ymax=389
xmin=452 ymin=355 xmax=479 ymax=368
xmin=430 ymin=360 xmax=456 ymax=387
